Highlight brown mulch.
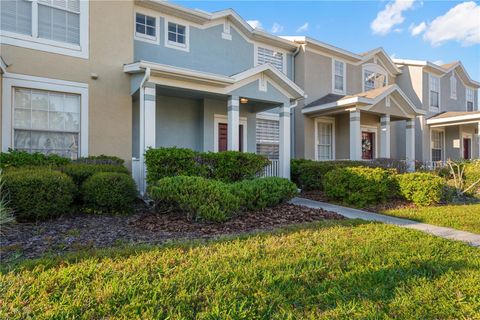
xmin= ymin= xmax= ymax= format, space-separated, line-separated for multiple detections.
xmin=0 ymin=203 xmax=344 ymax=260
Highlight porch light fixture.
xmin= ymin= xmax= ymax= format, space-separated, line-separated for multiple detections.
xmin=240 ymin=98 xmax=249 ymax=104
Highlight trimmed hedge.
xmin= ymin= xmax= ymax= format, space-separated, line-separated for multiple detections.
xmin=145 ymin=147 xmax=269 ymax=183
xmin=397 ymin=172 xmax=445 ymax=206
xmin=323 ymin=167 xmax=394 ymax=207
xmin=61 ymin=163 xmax=130 ymax=187
xmin=82 ymin=172 xmax=137 ymax=215
xmin=230 ymin=177 xmax=298 ymax=211
xmin=74 ymin=155 xmax=125 ymax=166
xmin=0 ymin=149 xmax=70 ymax=169
xmin=3 ymin=168 xmax=75 ymax=221
xmin=149 ymin=176 xmax=240 ymax=222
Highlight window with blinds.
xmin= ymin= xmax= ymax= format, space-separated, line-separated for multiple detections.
xmin=256 ymin=118 xmax=279 ymax=160
xmin=333 ymin=60 xmax=345 ymax=93
xmin=466 ymin=87 xmax=475 ymax=112
xmin=13 ymin=87 xmax=81 ymax=159
xmin=0 ymin=0 xmax=32 ymax=35
xmin=316 ymin=121 xmax=333 ymax=160
xmin=257 ymin=47 xmax=284 ymax=73
xmin=0 ymin=0 xmax=81 ymax=46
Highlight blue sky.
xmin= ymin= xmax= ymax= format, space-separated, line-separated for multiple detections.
xmin=174 ymin=0 xmax=480 ymax=81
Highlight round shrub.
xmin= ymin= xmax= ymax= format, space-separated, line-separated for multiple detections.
xmin=202 ymin=151 xmax=270 ymax=182
xmin=230 ymin=177 xmax=298 ymax=211
xmin=82 ymin=172 xmax=137 ymax=215
xmin=323 ymin=167 xmax=394 ymax=207
xmin=397 ymin=172 xmax=445 ymax=206
xmin=3 ymin=168 xmax=75 ymax=221
xmin=148 ymin=176 xmax=240 ymax=222
xmin=144 ymin=147 xmax=201 ymax=184
xmin=61 ymin=163 xmax=130 ymax=187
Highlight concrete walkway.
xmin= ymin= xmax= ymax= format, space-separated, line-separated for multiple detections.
xmin=291 ymin=197 xmax=480 ymax=247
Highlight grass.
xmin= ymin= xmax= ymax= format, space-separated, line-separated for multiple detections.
xmin=381 ymin=203 xmax=480 ymax=234
xmin=1 ymin=221 xmax=480 ymax=319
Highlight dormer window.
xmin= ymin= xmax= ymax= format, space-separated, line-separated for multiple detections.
xmin=362 ymin=64 xmax=387 ymax=92
xmin=450 ymin=75 xmax=457 ymax=100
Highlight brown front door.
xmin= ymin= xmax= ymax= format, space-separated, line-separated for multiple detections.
xmin=362 ymin=132 xmax=374 ymax=160
xmin=463 ymin=138 xmax=471 ymax=159
xmin=218 ymin=123 xmax=244 ymax=152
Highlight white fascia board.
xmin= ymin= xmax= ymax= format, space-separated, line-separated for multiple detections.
xmin=302 ymin=97 xmax=368 ymax=114
xmin=303 ymin=36 xmax=362 ymax=61
xmin=427 ymin=113 xmax=480 ymax=125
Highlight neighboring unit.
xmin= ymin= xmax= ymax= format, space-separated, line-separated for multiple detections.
xmin=393 ymin=59 xmax=480 ymax=164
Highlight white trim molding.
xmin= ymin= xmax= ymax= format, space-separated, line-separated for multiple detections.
xmin=0 ymin=0 xmax=89 ymax=59
xmin=2 ymin=72 xmax=89 ymax=156
xmin=461 ymin=132 xmax=473 ymax=159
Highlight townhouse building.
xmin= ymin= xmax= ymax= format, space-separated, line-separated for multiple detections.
xmin=1 ymin=0 xmax=478 ymax=192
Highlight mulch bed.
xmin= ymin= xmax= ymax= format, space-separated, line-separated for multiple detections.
xmin=0 ymin=203 xmax=344 ymax=260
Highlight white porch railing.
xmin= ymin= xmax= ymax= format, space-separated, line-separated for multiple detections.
xmin=261 ymin=159 xmax=280 ymax=177
xmin=132 ymin=157 xmax=143 ymax=194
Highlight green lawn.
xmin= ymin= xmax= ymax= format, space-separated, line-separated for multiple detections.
xmin=1 ymin=221 xmax=480 ymax=319
xmin=382 ymin=204 xmax=480 ymax=234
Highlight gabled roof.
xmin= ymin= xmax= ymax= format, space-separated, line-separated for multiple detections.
xmin=302 ymin=84 xmax=425 ymax=116
xmin=136 ymin=0 xmax=298 ymax=51
xmin=281 ymin=36 xmax=401 ymax=75
xmin=393 ymin=59 xmax=480 ymax=88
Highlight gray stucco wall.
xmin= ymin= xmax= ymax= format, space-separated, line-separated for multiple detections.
xmin=155 ymin=95 xmax=204 ymax=151
xmin=335 ymin=113 xmax=350 ymax=159
xmin=445 ymin=126 xmax=460 ymax=160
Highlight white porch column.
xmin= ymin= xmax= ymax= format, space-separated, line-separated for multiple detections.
xmin=227 ymin=95 xmax=240 ymax=151
xmin=139 ymin=82 xmax=156 ymax=195
xmin=406 ymin=118 xmax=415 ymax=171
xmin=477 ymin=122 xmax=480 ymax=158
xmin=279 ymin=103 xmax=291 ymax=179
xmin=380 ymin=114 xmax=391 ymax=158
xmin=349 ymin=109 xmax=362 ymax=160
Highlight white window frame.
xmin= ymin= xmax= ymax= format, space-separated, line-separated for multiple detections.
xmin=164 ymin=17 xmax=189 ymax=52
xmin=134 ymin=10 xmax=159 ymax=45
xmin=361 ymin=63 xmax=388 ymax=92
xmin=213 ymin=114 xmax=247 ymax=152
xmin=466 ymin=87 xmax=475 ymax=111
xmin=332 ymin=59 xmax=346 ymax=95
xmin=428 ymin=73 xmax=441 ymax=112
xmin=315 ymin=117 xmax=335 ymax=161
xmin=2 ymin=72 xmax=88 ymax=156
xmin=430 ymin=128 xmax=445 ymax=162
xmin=254 ymin=43 xmax=287 ymax=74
xmin=0 ymin=0 xmax=89 ymax=59
xmin=450 ymin=74 xmax=457 ymax=100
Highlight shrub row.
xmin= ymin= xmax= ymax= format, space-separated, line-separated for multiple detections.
xmin=0 ymin=149 xmax=70 ymax=169
xmin=145 ymin=147 xmax=270 ymax=183
xmin=292 ymin=158 xmax=410 ymax=191
xmin=148 ymin=176 xmax=297 ymax=222
xmin=321 ymin=166 xmax=446 ymax=207
xmin=2 ymin=162 xmax=137 ymax=221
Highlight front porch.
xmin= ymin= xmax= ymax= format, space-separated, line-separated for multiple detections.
xmin=426 ymin=112 xmax=480 ymax=165
xmin=124 ymin=61 xmax=304 ymax=194
xmin=302 ymin=85 xmax=425 ymax=168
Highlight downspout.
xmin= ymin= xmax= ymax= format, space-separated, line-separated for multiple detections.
xmin=291 ymin=45 xmax=302 ymax=159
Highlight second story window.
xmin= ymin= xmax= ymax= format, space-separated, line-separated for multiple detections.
xmin=168 ymin=22 xmax=186 ymax=45
xmin=429 ymin=75 xmax=440 ymax=110
xmin=136 ymin=13 xmax=156 ymax=39
xmin=333 ymin=60 xmax=345 ymax=94
xmin=450 ymin=75 xmax=457 ymax=100
xmin=466 ymin=87 xmax=475 ymax=112
xmin=257 ymin=47 xmax=284 ymax=73
xmin=0 ymin=0 xmax=87 ymax=58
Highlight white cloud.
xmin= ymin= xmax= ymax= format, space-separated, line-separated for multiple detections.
xmin=247 ymin=20 xmax=263 ymax=30
xmin=371 ymin=0 xmax=416 ymax=35
xmin=296 ymin=22 xmax=309 ymax=32
xmin=271 ymin=22 xmax=284 ymax=34
xmin=423 ymin=1 xmax=480 ymax=47
xmin=409 ymin=21 xmax=426 ymax=36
